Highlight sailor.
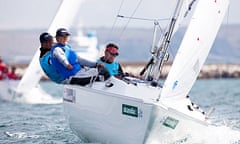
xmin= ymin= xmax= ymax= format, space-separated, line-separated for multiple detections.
xmin=50 ymin=28 xmax=110 ymax=86
xmin=39 ymin=32 xmax=65 ymax=83
xmin=97 ymin=43 xmax=124 ymax=78
xmin=8 ymin=66 xmax=20 ymax=80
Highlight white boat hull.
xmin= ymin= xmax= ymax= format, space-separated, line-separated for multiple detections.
xmin=62 ymin=0 xmax=230 ymax=142
xmin=63 ymin=77 xmax=208 ymax=143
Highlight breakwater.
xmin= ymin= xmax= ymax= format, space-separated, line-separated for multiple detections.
xmin=121 ymin=62 xmax=240 ymax=79
xmin=8 ymin=62 xmax=240 ymax=80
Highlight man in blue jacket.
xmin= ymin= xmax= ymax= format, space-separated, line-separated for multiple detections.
xmin=50 ymin=28 xmax=110 ymax=85
xmin=39 ymin=32 xmax=65 ymax=83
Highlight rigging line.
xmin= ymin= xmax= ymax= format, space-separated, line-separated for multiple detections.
xmin=118 ymin=0 xmax=143 ymax=40
xmin=110 ymin=0 xmax=125 ymax=34
xmin=225 ymin=1 xmax=230 ymax=45
xmin=117 ymin=15 xmax=170 ymax=22
xmin=225 ymin=1 xmax=230 ymax=27
xmin=156 ymin=22 xmax=165 ymax=35
xmin=118 ymin=14 xmax=168 ymax=34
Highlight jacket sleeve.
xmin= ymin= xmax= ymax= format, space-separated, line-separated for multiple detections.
xmin=77 ymin=56 xmax=97 ymax=68
xmin=53 ymin=47 xmax=70 ymax=67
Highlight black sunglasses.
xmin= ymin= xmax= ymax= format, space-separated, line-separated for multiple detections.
xmin=108 ymin=51 xmax=119 ymax=57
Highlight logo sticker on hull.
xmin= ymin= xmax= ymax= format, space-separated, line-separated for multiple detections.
xmin=163 ymin=116 xmax=179 ymax=129
xmin=122 ymin=104 xmax=138 ymax=117
xmin=63 ymin=88 xmax=76 ymax=103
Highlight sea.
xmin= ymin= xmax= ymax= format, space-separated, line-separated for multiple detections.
xmin=0 ymin=79 xmax=240 ymax=144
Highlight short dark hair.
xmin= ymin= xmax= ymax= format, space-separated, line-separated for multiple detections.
xmin=39 ymin=32 xmax=53 ymax=43
xmin=106 ymin=43 xmax=118 ymax=49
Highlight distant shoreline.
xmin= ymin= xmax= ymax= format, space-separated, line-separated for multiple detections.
xmin=121 ymin=62 xmax=240 ymax=79
xmin=1 ymin=25 xmax=240 ymax=64
xmin=8 ymin=62 xmax=240 ymax=80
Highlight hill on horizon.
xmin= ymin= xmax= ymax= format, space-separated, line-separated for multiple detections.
xmin=0 ymin=24 xmax=240 ymax=64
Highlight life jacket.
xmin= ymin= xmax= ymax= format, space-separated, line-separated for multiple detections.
xmin=97 ymin=59 xmax=119 ymax=76
xmin=50 ymin=43 xmax=81 ymax=79
xmin=39 ymin=51 xmax=65 ymax=83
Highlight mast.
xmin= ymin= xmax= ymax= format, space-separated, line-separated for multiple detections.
xmin=143 ymin=0 xmax=185 ymax=84
xmin=160 ymin=0 xmax=229 ymax=100
xmin=152 ymin=0 xmax=184 ymax=82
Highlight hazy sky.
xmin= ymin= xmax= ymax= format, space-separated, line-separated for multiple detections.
xmin=0 ymin=0 xmax=239 ymax=30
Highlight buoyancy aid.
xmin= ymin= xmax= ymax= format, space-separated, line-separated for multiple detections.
xmin=39 ymin=51 xmax=65 ymax=83
xmin=51 ymin=44 xmax=81 ymax=79
xmin=97 ymin=59 xmax=119 ymax=76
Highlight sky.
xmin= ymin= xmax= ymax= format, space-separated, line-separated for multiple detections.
xmin=0 ymin=0 xmax=239 ymax=30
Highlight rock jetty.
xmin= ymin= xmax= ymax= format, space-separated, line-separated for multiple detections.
xmin=121 ymin=62 xmax=240 ymax=79
xmin=8 ymin=62 xmax=240 ymax=80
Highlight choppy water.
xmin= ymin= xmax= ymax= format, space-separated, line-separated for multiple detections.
xmin=0 ymin=79 xmax=239 ymax=144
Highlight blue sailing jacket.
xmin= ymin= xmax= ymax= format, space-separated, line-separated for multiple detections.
xmin=51 ymin=44 xmax=81 ymax=79
xmin=39 ymin=51 xmax=65 ymax=83
xmin=97 ymin=59 xmax=119 ymax=76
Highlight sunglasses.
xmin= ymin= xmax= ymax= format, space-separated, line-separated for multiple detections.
xmin=108 ymin=51 xmax=119 ymax=57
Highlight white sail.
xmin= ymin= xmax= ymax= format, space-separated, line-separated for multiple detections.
xmin=16 ymin=51 xmax=43 ymax=93
xmin=16 ymin=0 xmax=85 ymax=93
xmin=47 ymin=0 xmax=85 ymax=35
xmin=160 ymin=0 xmax=229 ymax=100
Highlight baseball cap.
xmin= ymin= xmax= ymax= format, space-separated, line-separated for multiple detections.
xmin=39 ymin=32 xmax=53 ymax=43
xmin=56 ymin=28 xmax=70 ymax=37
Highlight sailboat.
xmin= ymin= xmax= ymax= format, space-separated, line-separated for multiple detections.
xmin=0 ymin=0 xmax=88 ymax=104
xmin=62 ymin=0 xmax=234 ymax=143
xmin=70 ymin=30 xmax=99 ymax=62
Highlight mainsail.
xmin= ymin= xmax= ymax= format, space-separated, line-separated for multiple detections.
xmin=16 ymin=0 xmax=85 ymax=93
xmin=161 ymin=0 xmax=229 ymax=100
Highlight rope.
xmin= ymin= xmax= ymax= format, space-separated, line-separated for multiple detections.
xmin=88 ymin=68 xmax=99 ymax=87
xmin=110 ymin=0 xmax=125 ymax=34
xmin=117 ymin=0 xmax=143 ymax=40
xmin=117 ymin=15 xmax=168 ymax=34
xmin=117 ymin=15 xmax=170 ymax=23
xmin=110 ymin=0 xmax=174 ymax=43
xmin=108 ymin=0 xmax=144 ymax=42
